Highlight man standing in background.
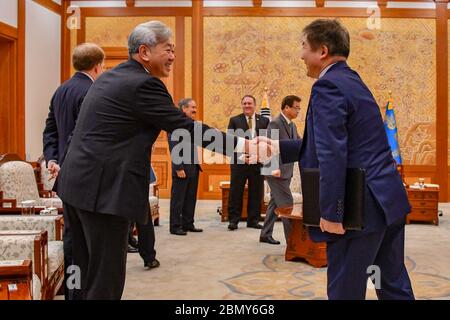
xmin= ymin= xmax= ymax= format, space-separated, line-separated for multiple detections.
xmin=43 ymin=43 xmax=105 ymax=300
xmin=260 ymin=95 xmax=301 ymax=245
xmin=227 ymin=95 xmax=270 ymax=231
xmin=169 ymin=98 xmax=203 ymax=236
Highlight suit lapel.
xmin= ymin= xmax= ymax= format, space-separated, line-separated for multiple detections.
xmin=279 ymin=114 xmax=292 ymax=139
xmin=239 ymin=113 xmax=249 ymax=131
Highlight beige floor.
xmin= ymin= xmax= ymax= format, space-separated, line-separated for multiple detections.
xmin=122 ymin=200 xmax=450 ymax=300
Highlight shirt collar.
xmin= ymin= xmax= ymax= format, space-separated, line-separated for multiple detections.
xmin=280 ymin=111 xmax=292 ymax=124
xmin=319 ymin=62 xmax=337 ymax=79
xmin=246 ymin=112 xmax=256 ymax=120
xmin=80 ymin=71 xmax=94 ymax=83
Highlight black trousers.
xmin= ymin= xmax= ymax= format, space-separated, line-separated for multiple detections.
xmin=64 ymin=203 xmax=129 ymax=300
xmin=228 ymin=165 xmax=264 ymax=225
xmin=169 ymin=170 xmax=199 ymax=232
xmin=129 ymin=220 xmax=156 ymax=263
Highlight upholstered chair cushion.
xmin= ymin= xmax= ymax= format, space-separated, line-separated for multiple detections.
xmin=0 ymin=216 xmax=59 ymax=241
xmin=0 ymin=161 xmax=62 ymax=208
xmin=47 ymin=241 xmax=64 ymax=277
xmin=264 ymin=163 xmax=302 ymax=204
xmin=0 ymin=161 xmax=40 ymax=204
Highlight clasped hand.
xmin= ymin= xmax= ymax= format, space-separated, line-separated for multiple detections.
xmin=244 ymin=136 xmax=279 ymax=164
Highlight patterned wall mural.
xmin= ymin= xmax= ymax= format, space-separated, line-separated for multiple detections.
xmin=204 ymin=17 xmax=436 ymax=165
xmin=85 ymin=17 xmax=176 ymax=47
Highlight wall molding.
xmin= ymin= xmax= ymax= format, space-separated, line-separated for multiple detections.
xmin=0 ymin=21 xmax=18 ymax=39
xmin=32 ymin=0 xmax=62 ymax=15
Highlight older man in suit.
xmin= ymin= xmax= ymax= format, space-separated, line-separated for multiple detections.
xmin=260 ymin=95 xmax=301 ymax=245
xmin=42 ymin=43 xmax=104 ymax=300
xmin=56 ymin=21 xmax=250 ymax=300
xmin=258 ymin=19 xmax=414 ymax=300
xmin=227 ymin=95 xmax=270 ymax=231
xmin=169 ymin=98 xmax=203 ymax=235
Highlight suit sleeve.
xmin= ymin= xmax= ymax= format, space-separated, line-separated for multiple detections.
xmin=42 ymin=96 xmax=59 ymax=164
xmin=167 ymin=133 xmax=184 ymax=172
xmin=311 ymin=79 xmax=348 ymax=223
xmin=135 ymin=77 xmax=237 ymax=157
xmin=279 ymin=140 xmax=302 ymax=165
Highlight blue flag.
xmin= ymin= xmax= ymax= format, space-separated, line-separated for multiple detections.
xmin=384 ymin=97 xmax=402 ymax=164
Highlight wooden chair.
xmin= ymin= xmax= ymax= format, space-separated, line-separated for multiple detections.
xmin=0 ymin=260 xmax=33 ymax=300
xmin=0 ymin=154 xmax=62 ymax=211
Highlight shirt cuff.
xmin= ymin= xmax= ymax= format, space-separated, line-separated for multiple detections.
xmin=234 ymin=137 xmax=246 ymax=153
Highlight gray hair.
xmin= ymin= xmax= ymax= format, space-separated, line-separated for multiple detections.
xmin=128 ymin=21 xmax=173 ymax=57
xmin=178 ymin=98 xmax=194 ymax=111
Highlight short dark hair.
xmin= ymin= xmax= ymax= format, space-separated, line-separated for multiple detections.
xmin=302 ymin=19 xmax=350 ymax=58
xmin=178 ymin=98 xmax=194 ymax=111
xmin=281 ymin=95 xmax=301 ymax=110
xmin=72 ymin=43 xmax=105 ymax=71
xmin=241 ymin=95 xmax=256 ymax=105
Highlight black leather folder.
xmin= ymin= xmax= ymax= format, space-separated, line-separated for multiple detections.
xmin=301 ymin=168 xmax=366 ymax=230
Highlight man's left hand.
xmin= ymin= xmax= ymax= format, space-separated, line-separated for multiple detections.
xmin=319 ymin=218 xmax=345 ymax=235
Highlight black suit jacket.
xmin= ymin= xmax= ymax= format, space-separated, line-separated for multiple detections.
xmin=43 ymin=72 xmax=93 ymax=165
xmin=57 ymin=59 xmax=237 ymax=224
xmin=168 ymin=133 xmax=202 ymax=178
xmin=227 ymin=113 xmax=269 ymax=167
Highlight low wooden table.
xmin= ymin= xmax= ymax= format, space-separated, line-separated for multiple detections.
xmin=277 ymin=205 xmax=327 ymax=268
xmin=406 ymin=186 xmax=439 ymax=226
xmin=0 ymin=260 xmax=33 ymax=300
xmin=219 ymin=182 xmax=265 ymax=222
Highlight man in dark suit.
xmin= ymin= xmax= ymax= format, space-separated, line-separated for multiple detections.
xmin=260 ymin=19 xmax=414 ymax=300
xmin=56 ymin=21 xmax=248 ymax=300
xmin=42 ymin=43 xmax=105 ymax=300
xmin=227 ymin=95 xmax=270 ymax=231
xmin=260 ymin=95 xmax=301 ymax=245
xmin=169 ymin=98 xmax=203 ymax=236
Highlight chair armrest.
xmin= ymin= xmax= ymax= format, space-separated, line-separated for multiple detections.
xmin=0 ymin=216 xmax=61 ymax=241
xmin=0 ymin=231 xmax=48 ymax=293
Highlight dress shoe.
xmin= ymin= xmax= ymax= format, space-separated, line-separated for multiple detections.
xmin=144 ymin=259 xmax=160 ymax=269
xmin=170 ymin=228 xmax=187 ymax=236
xmin=259 ymin=236 xmax=281 ymax=245
xmin=247 ymin=223 xmax=263 ymax=229
xmin=127 ymin=245 xmax=139 ymax=253
xmin=184 ymin=226 xmax=203 ymax=232
xmin=128 ymin=236 xmax=138 ymax=249
xmin=228 ymin=223 xmax=238 ymax=231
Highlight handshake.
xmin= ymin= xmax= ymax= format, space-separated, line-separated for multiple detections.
xmin=242 ymin=136 xmax=279 ymax=164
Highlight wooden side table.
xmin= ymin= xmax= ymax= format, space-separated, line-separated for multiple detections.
xmin=277 ymin=205 xmax=327 ymax=268
xmin=0 ymin=260 xmax=33 ymax=300
xmin=219 ymin=182 xmax=249 ymax=222
xmin=406 ymin=187 xmax=439 ymax=226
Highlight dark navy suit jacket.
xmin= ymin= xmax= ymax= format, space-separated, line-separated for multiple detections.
xmin=280 ymin=62 xmax=411 ymax=242
xmin=43 ymin=72 xmax=93 ymax=165
xmin=168 ymin=133 xmax=202 ymax=178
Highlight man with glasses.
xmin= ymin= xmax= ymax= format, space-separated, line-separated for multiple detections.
xmin=260 ymin=95 xmax=301 ymax=245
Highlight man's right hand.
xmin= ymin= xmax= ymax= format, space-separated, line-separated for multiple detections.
xmin=48 ymin=162 xmax=60 ymax=180
xmin=176 ymin=170 xmax=187 ymax=179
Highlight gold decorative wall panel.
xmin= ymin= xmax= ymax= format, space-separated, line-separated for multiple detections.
xmin=85 ymin=17 xmax=176 ymax=47
xmin=448 ymin=20 xmax=450 ymax=166
xmin=204 ymin=17 xmax=436 ymax=165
